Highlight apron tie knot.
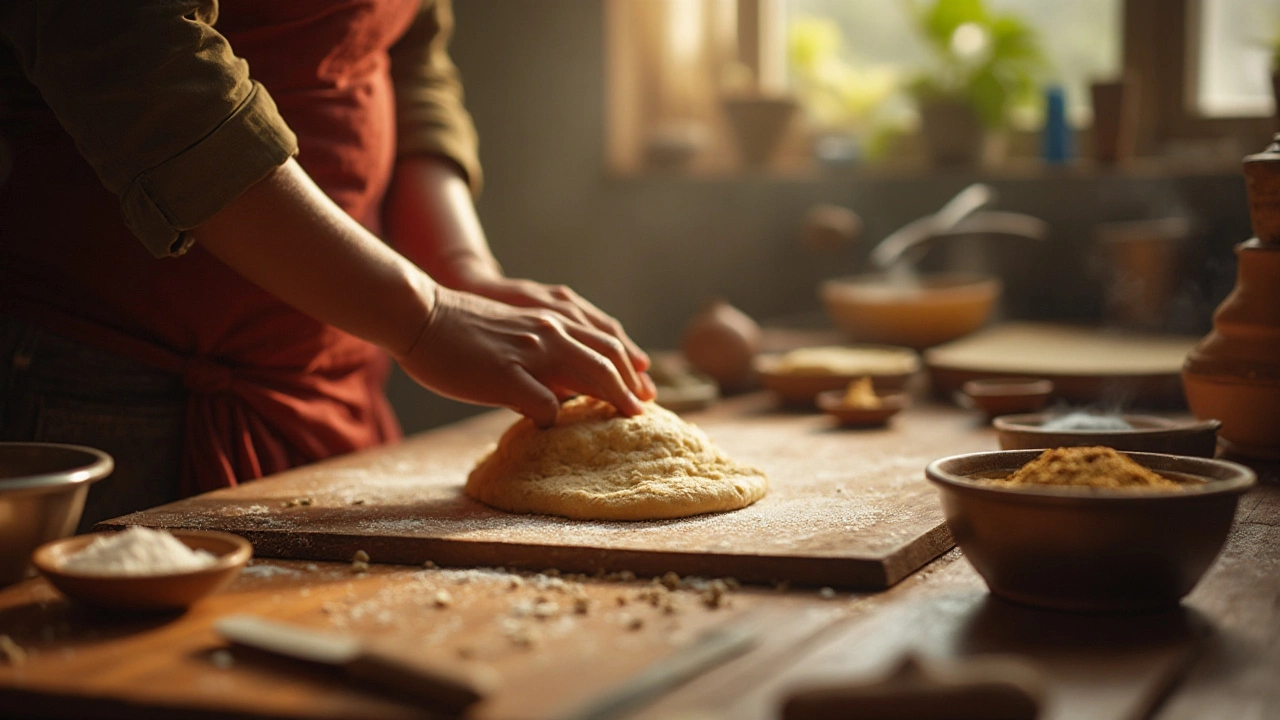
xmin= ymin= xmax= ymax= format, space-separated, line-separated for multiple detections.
xmin=183 ymin=357 xmax=233 ymax=394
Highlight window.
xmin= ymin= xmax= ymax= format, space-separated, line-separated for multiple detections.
xmin=1195 ymin=0 xmax=1279 ymax=118
xmin=785 ymin=0 xmax=1122 ymax=127
xmin=785 ymin=0 xmax=1121 ymax=163
xmin=605 ymin=0 xmax=1277 ymax=176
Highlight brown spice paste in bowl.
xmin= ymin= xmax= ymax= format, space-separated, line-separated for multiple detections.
xmin=981 ymin=446 xmax=1185 ymax=491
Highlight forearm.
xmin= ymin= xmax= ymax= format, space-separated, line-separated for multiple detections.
xmin=383 ymin=154 xmax=652 ymax=381
xmin=193 ymin=158 xmax=435 ymax=356
xmin=384 ymin=153 xmax=501 ymax=287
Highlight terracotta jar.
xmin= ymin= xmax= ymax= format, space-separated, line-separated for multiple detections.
xmin=1182 ymin=136 xmax=1280 ymax=459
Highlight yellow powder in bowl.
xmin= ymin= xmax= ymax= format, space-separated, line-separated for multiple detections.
xmin=841 ymin=377 xmax=882 ymax=409
xmin=985 ymin=446 xmax=1184 ymax=491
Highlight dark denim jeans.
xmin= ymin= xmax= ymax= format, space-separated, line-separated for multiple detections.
xmin=0 ymin=316 xmax=186 ymax=531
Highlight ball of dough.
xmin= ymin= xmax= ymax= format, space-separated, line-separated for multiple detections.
xmin=465 ymin=397 xmax=767 ymax=521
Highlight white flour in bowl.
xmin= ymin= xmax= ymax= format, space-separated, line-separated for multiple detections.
xmin=60 ymin=526 xmax=217 ymax=576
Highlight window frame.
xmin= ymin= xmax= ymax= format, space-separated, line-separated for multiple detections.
xmin=1125 ymin=0 xmax=1273 ymax=157
xmin=606 ymin=0 xmax=1275 ymax=177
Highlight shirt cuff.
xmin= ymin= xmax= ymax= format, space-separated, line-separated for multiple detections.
xmin=119 ymin=82 xmax=298 ymax=258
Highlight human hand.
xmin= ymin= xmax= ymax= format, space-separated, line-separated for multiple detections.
xmin=452 ymin=274 xmax=653 ymax=397
xmin=395 ymin=286 xmax=649 ymax=427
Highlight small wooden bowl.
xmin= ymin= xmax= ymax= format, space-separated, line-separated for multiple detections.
xmin=816 ymin=389 xmax=908 ymax=427
xmin=32 ymin=530 xmax=252 ymax=612
xmin=926 ymin=450 xmax=1255 ymax=613
xmin=960 ymin=378 xmax=1054 ymax=418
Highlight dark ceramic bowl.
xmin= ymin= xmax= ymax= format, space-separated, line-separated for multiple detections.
xmin=926 ymin=450 xmax=1255 ymax=613
xmin=960 ymin=378 xmax=1054 ymax=419
xmin=992 ymin=413 xmax=1221 ymax=458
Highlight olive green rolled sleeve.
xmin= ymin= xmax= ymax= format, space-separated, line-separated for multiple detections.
xmin=389 ymin=0 xmax=483 ymax=195
xmin=0 ymin=0 xmax=297 ymax=258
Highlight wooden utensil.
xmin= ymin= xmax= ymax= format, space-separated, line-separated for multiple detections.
xmin=781 ymin=653 xmax=1044 ymax=720
xmin=214 ymin=614 xmax=497 ymax=713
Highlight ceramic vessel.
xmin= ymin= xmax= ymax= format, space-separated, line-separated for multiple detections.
xmin=927 ymin=450 xmax=1255 ymax=613
xmin=722 ymin=95 xmax=798 ymax=168
xmin=815 ymin=389 xmax=908 ymax=427
xmin=918 ymin=98 xmax=986 ymax=167
xmin=1090 ymin=73 xmax=1139 ymax=165
xmin=993 ymin=414 xmax=1221 ymax=458
xmin=1183 ymin=136 xmax=1280 ymax=460
xmin=820 ymin=272 xmax=1001 ymax=350
xmin=960 ymin=378 xmax=1054 ymax=419
xmin=681 ymin=298 xmax=761 ymax=393
xmin=32 ymin=530 xmax=251 ymax=611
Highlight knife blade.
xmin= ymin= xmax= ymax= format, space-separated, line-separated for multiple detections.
xmin=215 ymin=614 xmax=497 ymax=713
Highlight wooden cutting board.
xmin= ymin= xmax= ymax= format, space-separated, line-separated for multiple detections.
xmin=925 ymin=322 xmax=1200 ymax=409
xmin=103 ymin=394 xmax=996 ymax=590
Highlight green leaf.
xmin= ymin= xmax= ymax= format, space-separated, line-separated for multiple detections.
xmin=989 ymin=15 xmax=1046 ymax=67
xmin=966 ymin=68 xmax=1007 ymax=128
xmin=919 ymin=0 xmax=989 ymax=50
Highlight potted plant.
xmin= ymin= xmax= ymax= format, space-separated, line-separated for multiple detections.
xmin=787 ymin=16 xmax=908 ymax=168
xmin=718 ymin=62 xmax=801 ymax=170
xmin=906 ymin=0 xmax=1046 ymax=167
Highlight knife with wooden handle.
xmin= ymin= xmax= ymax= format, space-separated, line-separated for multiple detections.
xmin=214 ymin=614 xmax=498 ymax=713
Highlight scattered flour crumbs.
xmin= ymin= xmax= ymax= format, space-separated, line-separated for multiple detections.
xmin=60 ymin=526 xmax=217 ymax=576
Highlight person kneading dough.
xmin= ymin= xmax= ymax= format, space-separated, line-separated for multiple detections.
xmin=466 ymin=397 xmax=767 ymax=521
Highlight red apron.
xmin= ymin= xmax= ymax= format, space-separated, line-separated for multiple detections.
xmin=0 ymin=0 xmax=422 ymax=495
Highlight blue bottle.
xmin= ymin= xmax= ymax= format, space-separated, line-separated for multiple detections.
xmin=1042 ymin=85 xmax=1071 ymax=165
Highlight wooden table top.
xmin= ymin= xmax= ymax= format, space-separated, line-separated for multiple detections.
xmin=0 ymin=397 xmax=1276 ymax=720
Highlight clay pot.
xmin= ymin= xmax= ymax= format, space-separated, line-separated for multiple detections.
xmin=681 ymin=299 xmax=761 ymax=393
xmin=918 ymin=98 xmax=986 ymax=167
xmin=1090 ymin=73 xmax=1139 ymax=166
xmin=1244 ymin=134 xmax=1280 ymax=245
xmin=1183 ymin=239 xmax=1280 ymax=459
xmin=1183 ymin=138 xmax=1280 ymax=459
xmin=722 ymin=95 xmax=798 ymax=168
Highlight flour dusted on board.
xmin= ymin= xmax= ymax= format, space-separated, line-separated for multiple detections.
xmin=60 ymin=526 xmax=217 ymax=576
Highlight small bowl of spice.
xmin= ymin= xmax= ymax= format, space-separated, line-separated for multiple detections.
xmin=926 ymin=446 xmax=1255 ymax=613
xmin=816 ymin=377 xmax=908 ymax=426
xmin=32 ymin=526 xmax=252 ymax=612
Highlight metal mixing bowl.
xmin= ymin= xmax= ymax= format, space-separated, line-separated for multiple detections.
xmin=926 ymin=449 xmax=1255 ymax=613
xmin=0 ymin=442 xmax=113 ymax=586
